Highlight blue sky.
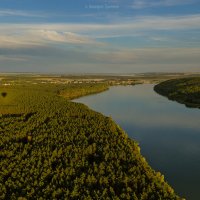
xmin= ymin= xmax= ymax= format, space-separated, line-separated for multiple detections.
xmin=0 ymin=0 xmax=200 ymax=73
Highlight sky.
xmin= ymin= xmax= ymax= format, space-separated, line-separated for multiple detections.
xmin=0 ymin=0 xmax=200 ymax=73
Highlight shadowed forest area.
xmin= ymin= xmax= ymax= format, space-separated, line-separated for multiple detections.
xmin=154 ymin=77 xmax=200 ymax=108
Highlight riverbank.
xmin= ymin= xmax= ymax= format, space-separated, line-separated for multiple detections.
xmin=74 ymin=84 xmax=200 ymax=200
xmin=154 ymin=77 xmax=200 ymax=108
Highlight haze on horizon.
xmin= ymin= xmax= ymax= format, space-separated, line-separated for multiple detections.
xmin=0 ymin=0 xmax=200 ymax=73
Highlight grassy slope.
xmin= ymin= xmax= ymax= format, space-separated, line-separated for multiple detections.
xmin=154 ymin=77 xmax=200 ymax=108
xmin=0 ymin=82 xmax=182 ymax=199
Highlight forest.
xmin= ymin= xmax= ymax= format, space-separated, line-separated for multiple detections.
xmin=154 ymin=77 xmax=200 ymax=108
xmin=0 ymin=79 xmax=182 ymax=199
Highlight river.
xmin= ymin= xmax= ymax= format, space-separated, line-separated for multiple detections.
xmin=73 ymin=84 xmax=200 ymax=200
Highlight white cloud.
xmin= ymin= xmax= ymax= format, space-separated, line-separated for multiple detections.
xmin=0 ymin=45 xmax=200 ymax=73
xmin=132 ymin=0 xmax=196 ymax=9
xmin=0 ymin=14 xmax=199 ymax=50
xmin=92 ymin=50 xmax=138 ymax=64
xmin=0 ymin=55 xmax=27 ymax=62
xmin=0 ymin=29 xmax=103 ymax=48
xmin=0 ymin=13 xmax=200 ymax=73
xmin=95 ymin=48 xmax=200 ymax=65
xmin=0 ymin=9 xmax=46 ymax=17
xmin=38 ymin=30 xmax=101 ymax=44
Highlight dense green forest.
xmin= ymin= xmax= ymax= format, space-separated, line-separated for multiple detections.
xmin=154 ymin=77 xmax=200 ymax=108
xmin=0 ymin=81 xmax=182 ymax=199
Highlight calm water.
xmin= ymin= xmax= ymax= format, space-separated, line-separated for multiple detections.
xmin=74 ymin=84 xmax=200 ymax=200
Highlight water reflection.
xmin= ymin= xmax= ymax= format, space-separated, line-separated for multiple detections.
xmin=74 ymin=84 xmax=200 ymax=200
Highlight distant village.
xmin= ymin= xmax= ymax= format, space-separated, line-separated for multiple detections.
xmin=1 ymin=72 xmax=198 ymax=86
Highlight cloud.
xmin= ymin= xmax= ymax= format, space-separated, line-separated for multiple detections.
xmin=92 ymin=50 xmax=138 ymax=64
xmin=0 ymin=29 xmax=103 ymax=48
xmin=0 ymin=14 xmax=199 ymax=50
xmin=0 ymin=55 xmax=28 ymax=62
xmin=38 ymin=30 xmax=101 ymax=45
xmin=1 ymin=43 xmax=200 ymax=69
xmin=132 ymin=0 xmax=196 ymax=9
xmin=0 ymin=13 xmax=200 ymax=73
xmin=0 ymin=9 xmax=46 ymax=17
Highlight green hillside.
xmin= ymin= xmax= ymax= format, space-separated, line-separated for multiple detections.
xmin=0 ymin=82 xmax=182 ymax=199
xmin=154 ymin=77 xmax=200 ymax=108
